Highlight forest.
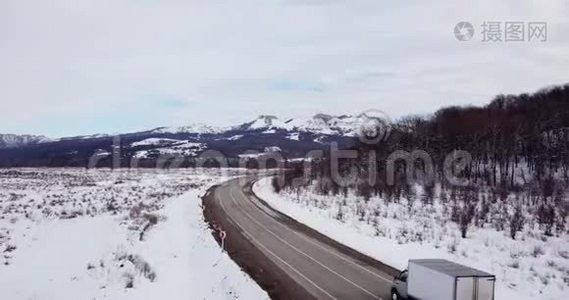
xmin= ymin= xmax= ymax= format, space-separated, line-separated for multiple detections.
xmin=279 ymin=84 xmax=569 ymax=239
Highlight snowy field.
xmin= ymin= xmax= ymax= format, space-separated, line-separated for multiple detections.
xmin=254 ymin=177 xmax=569 ymax=300
xmin=0 ymin=168 xmax=267 ymax=300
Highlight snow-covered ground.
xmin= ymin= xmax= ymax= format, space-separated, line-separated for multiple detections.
xmin=254 ymin=177 xmax=569 ymax=300
xmin=131 ymin=138 xmax=185 ymax=147
xmin=0 ymin=168 xmax=266 ymax=300
xmin=132 ymin=140 xmax=206 ymax=159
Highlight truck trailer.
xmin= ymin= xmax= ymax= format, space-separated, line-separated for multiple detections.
xmin=391 ymin=259 xmax=495 ymax=300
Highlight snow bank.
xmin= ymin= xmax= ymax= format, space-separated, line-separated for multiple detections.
xmin=101 ymin=190 xmax=266 ymax=300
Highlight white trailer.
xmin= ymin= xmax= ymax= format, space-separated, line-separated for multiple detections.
xmin=391 ymin=259 xmax=495 ymax=300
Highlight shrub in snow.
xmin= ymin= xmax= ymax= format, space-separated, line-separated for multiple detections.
xmin=447 ymin=239 xmax=459 ymax=254
xmin=507 ymin=259 xmax=520 ymax=269
xmin=531 ymin=245 xmax=544 ymax=258
xmin=558 ymin=250 xmax=569 ymax=260
xmin=3 ymin=244 xmax=16 ymax=253
xmin=124 ymin=274 xmax=135 ymax=288
xmin=335 ymin=205 xmax=344 ymax=222
xmin=509 ymin=205 xmax=525 ymax=240
xmin=537 ymin=203 xmax=556 ymax=236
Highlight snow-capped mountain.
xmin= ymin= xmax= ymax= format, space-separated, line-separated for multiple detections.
xmin=0 ymin=113 xmax=371 ymax=167
xmin=0 ymin=134 xmax=51 ymax=148
xmin=59 ymin=133 xmax=110 ymax=141
xmin=236 ymin=113 xmax=387 ymax=137
xmin=284 ymin=114 xmax=361 ymax=136
xmin=149 ymin=123 xmax=223 ymax=134
xmin=105 ymin=113 xmax=384 ymax=137
xmin=235 ymin=115 xmax=283 ymax=130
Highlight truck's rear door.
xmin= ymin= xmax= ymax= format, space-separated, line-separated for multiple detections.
xmin=476 ymin=277 xmax=495 ymax=300
xmin=456 ymin=277 xmax=475 ymax=300
xmin=455 ymin=276 xmax=495 ymax=300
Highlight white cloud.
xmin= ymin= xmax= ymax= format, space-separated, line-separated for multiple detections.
xmin=0 ymin=0 xmax=567 ymax=137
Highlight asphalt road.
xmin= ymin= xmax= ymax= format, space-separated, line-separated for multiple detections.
xmin=206 ymin=177 xmax=397 ymax=299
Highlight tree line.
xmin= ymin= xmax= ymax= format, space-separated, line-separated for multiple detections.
xmin=279 ymin=84 xmax=569 ymax=239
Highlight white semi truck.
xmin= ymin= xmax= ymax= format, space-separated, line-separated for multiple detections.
xmin=391 ymin=259 xmax=495 ymax=300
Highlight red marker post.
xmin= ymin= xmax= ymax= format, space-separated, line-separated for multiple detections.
xmin=219 ymin=230 xmax=227 ymax=252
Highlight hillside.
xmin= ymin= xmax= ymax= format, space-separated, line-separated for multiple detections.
xmin=0 ymin=114 xmax=361 ymax=168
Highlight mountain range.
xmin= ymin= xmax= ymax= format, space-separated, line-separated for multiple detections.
xmin=0 ymin=114 xmax=369 ymax=167
xmin=0 ymin=134 xmax=51 ymax=148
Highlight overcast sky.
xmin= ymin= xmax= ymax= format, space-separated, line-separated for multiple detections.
xmin=1 ymin=0 xmax=568 ymax=137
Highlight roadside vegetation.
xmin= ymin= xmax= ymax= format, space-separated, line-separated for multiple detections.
xmin=271 ymin=84 xmax=569 ymax=299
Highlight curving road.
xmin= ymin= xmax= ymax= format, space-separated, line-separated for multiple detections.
xmin=203 ymin=177 xmax=398 ymax=299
